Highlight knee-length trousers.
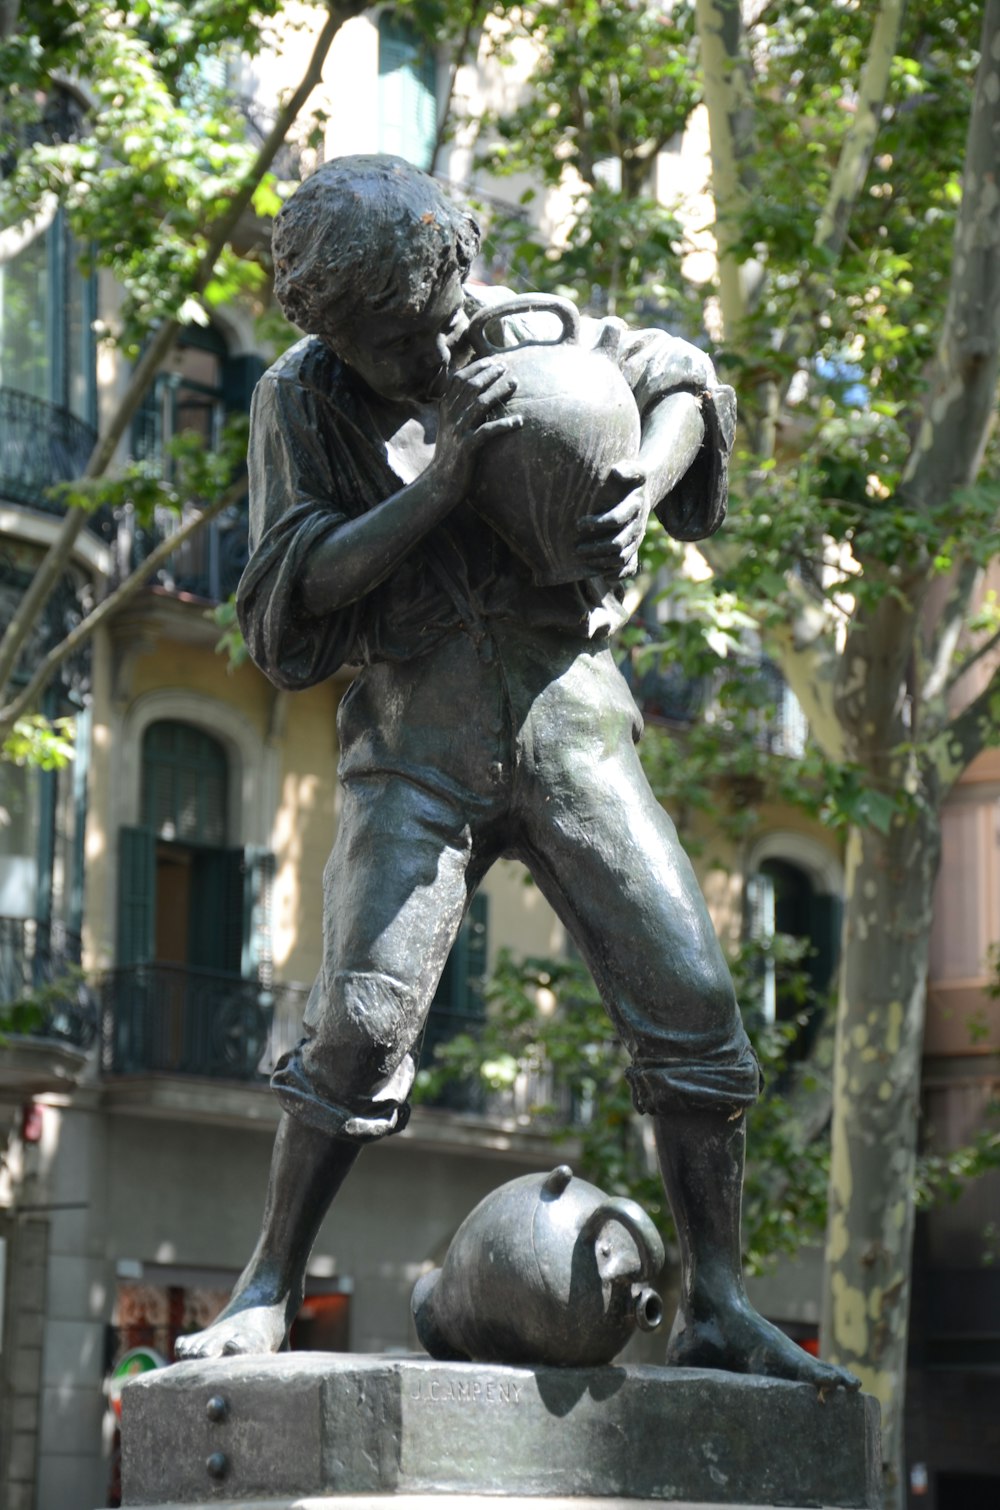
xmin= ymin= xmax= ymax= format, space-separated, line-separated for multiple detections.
xmin=272 ymin=627 xmax=760 ymax=1141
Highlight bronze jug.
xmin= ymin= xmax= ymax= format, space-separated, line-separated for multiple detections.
xmin=411 ymin=1165 xmax=664 ymax=1368
xmin=466 ymin=296 xmax=642 ymax=586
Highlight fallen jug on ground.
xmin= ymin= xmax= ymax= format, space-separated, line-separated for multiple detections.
xmin=411 ymin=1164 xmax=665 ymax=1368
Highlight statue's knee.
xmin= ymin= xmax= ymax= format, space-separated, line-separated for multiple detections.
xmin=325 ymin=968 xmax=422 ymax=1079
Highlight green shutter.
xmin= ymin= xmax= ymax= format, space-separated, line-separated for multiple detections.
xmin=433 ymin=890 xmax=489 ymax=1021
xmin=242 ymin=848 xmax=276 ymax=985
xmin=378 ymin=13 xmax=438 ymax=169
xmin=464 ymin=891 xmax=489 ymax=1019
xmin=69 ymin=701 xmax=90 ymax=936
xmin=118 ymin=826 xmax=156 ymax=966
xmin=189 ymin=847 xmax=244 ymax=974
xmin=807 ymin=891 xmax=842 ymax=995
xmin=222 ymin=354 xmax=266 ymax=415
xmin=142 ymin=721 xmax=227 ymax=846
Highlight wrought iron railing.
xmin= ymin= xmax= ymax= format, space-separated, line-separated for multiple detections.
xmin=111 ymin=502 xmax=250 ymax=604
xmin=706 ymin=656 xmax=809 ymax=759
xmin=98 ymin=962 xmax=575 ymax=1123
xmin=0 ymin=915 xmax=98 ymax=1048
xmin=100 ymin=963 xmax=285 ymax=1081
xmin=623 ymin=641 xmax=808 ymax=757
xmin=0 ymin=386 xmax=98 ymax=512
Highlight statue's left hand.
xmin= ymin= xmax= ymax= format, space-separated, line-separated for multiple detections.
xmin=574 ymin=462 xmax=649 ymax=579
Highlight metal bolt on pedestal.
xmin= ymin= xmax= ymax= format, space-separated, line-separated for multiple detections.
xmin=206 ymin=1451 xmax=228 ymax=1481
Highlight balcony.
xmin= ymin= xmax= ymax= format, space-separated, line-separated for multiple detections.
xmin=111 ymin=502 xmax=250 ymax=604
xmin=97 ymin=961 xmax=571 ymax=1129
xmin=0 ymin=915 xmax=98 ymax=1092
xmin=623 ymin=643 xmax=808 ymax=758
xmin=0 ymin=387 xmax=98 ymax=513
xmin=100 ymin=963 xmax=283 ymax=1082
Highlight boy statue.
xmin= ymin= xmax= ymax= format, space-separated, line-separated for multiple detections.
xmin=178 ymin=155 xmax=855 ymax=1391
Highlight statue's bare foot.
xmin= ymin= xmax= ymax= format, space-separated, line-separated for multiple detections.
xmin=175 ymin=1272 xmax=299 ymax=1359
xmin=667 ymin=1295 xmax=860 ymax=1393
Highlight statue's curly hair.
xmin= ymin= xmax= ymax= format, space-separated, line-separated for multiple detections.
xmin=272 ymin=155 xmax=481 ymax=341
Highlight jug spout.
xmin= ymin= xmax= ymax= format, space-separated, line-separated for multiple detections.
xmin=632 ymin=1283 xmax=664 ymax=1334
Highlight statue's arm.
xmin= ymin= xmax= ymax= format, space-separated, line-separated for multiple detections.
xmin=619 ymin=327 xmax=736 ymax=542
xmin=573 ymin=322 xmax=734 ymax=575
xmin=298 ymin=358 xmax=522 ymax=617
xmin=634 ymin=390 xmax=706 ymax=510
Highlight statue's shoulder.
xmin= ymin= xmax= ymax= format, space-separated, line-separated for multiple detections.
xmin=262 ymin=335 xmax=344 ymax=396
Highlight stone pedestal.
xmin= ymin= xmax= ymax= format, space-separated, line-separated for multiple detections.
xmin=120 ymin=1354 xmax=881 ymax=1508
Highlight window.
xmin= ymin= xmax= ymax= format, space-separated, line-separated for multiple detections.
xmin=142 ymin=722 xmax=228 ymax=849
xmin=929 ymin=798 xmax=997 ymax=985
xmin=133 ymin=325 xmax=228 ymax=468
xmin=112 ymin=720 xmax=275 ymax=1078
xmin=128 ymin=326 xmax=262 ymax=600
xmin=0 ymin=762 xmax=38 ymax=920
xmin=745 ymin=856 xmax=841 ymax=1058
xmin=418 ymin=892 xmax=489 ymax=1111
xmin=0 ymin=210 xmax=97 ymax=426
xmin=378 ymin=12 xmax=439 ymax=171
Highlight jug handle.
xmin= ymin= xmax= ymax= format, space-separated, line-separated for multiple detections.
xmin=580 ymin=1195 xmax=666 ymax=1282
xmin=468 ymin=295 xmax=581 ymax=358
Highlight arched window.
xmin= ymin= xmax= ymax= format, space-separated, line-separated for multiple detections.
xmin=377 ymin=11 xmax=439 ymax=171
xmin=142 ymin=721 xmax=228 ymax=848
xmin=119 ymin=720 xmax=273 ymax=980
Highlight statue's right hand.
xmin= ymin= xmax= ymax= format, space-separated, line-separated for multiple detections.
xmin=431 ymin=359 xmax=522 ymax=496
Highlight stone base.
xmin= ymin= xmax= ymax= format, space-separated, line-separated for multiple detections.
xmin=120 ymin=1354 xmax=881 ymax=1508
xmin=115 ymin=1501 xmax=869 ymax=1510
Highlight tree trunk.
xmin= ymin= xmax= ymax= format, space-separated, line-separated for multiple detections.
xmin=821 ymin=801 xmax=941 ymax=1510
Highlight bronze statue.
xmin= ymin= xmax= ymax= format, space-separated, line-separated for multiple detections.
xmin=176 ymin=155 xmax=856 ymax=1391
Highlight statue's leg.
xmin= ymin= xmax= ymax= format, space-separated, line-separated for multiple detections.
xmin=177 ymin=770 xmax=484 ymax=1360
xmin=650 ymin=1106 xmax=857 ymax=1388
xmin=514 ymin=650 xmax=857 ymax=1389
xmin=175 ymin=1116 xmax=359 ymax=1359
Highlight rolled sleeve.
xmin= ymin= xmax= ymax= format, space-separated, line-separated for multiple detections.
xmin=236 ymin=366 xmax=362 ymax=688
xmin=614 ymin=325 xmax=736 ymax=542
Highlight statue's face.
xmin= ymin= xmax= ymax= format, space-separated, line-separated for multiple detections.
xmin=331 ymin=270 xmax=469 ymax=403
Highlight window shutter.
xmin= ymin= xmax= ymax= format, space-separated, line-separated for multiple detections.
xmin=807 ymin=890 xmax=842 ymax=995
xmin=432 ymin=890 xmax=489 ymax=1021
xmin=118 ymin=826 xmax=156 ymax=966
xmin=744 ymin=870 xmax=776 ymax=1024
xmin=242 ymin=847 xmax=276 ymax=986
xmin=142 ymin=721 xmax=228 ymax=846
xmin=464 ymin=890 xmax=489 ymax=1019
xmin=222 ymin=353 xmax=266 ymax=416
xmin=377 ymin=13 xmax=438 ymax=169
xmin=188 ymin=847 xmax=244 ymax=974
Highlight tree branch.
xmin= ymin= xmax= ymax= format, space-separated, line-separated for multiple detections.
xmin=0 ymin=1 xmax=359 ymax=707
xmin=921 ymin=558 xmax=983 ymax=704
xmin=899 ymin=0 xmax=1000 ymax=515
xmin=944 ymin=621 xmax=1000 ymax=698
xmin=775 ymin=0 xmax=906 ymax=378
xmin=0 ymin=477 xmax=246 ymax=734
xmin=811 ymin=0 xmax=907 ymax=265
xmin=932 ymin=654 xmax=1000 ymax=789
xmin=695 ymin=0 xmax=758 ymax=335
xmin=428 ymin=6 xmax=484 ymax=175
xmin=835 ymin=563 xmax=926 ymax=753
